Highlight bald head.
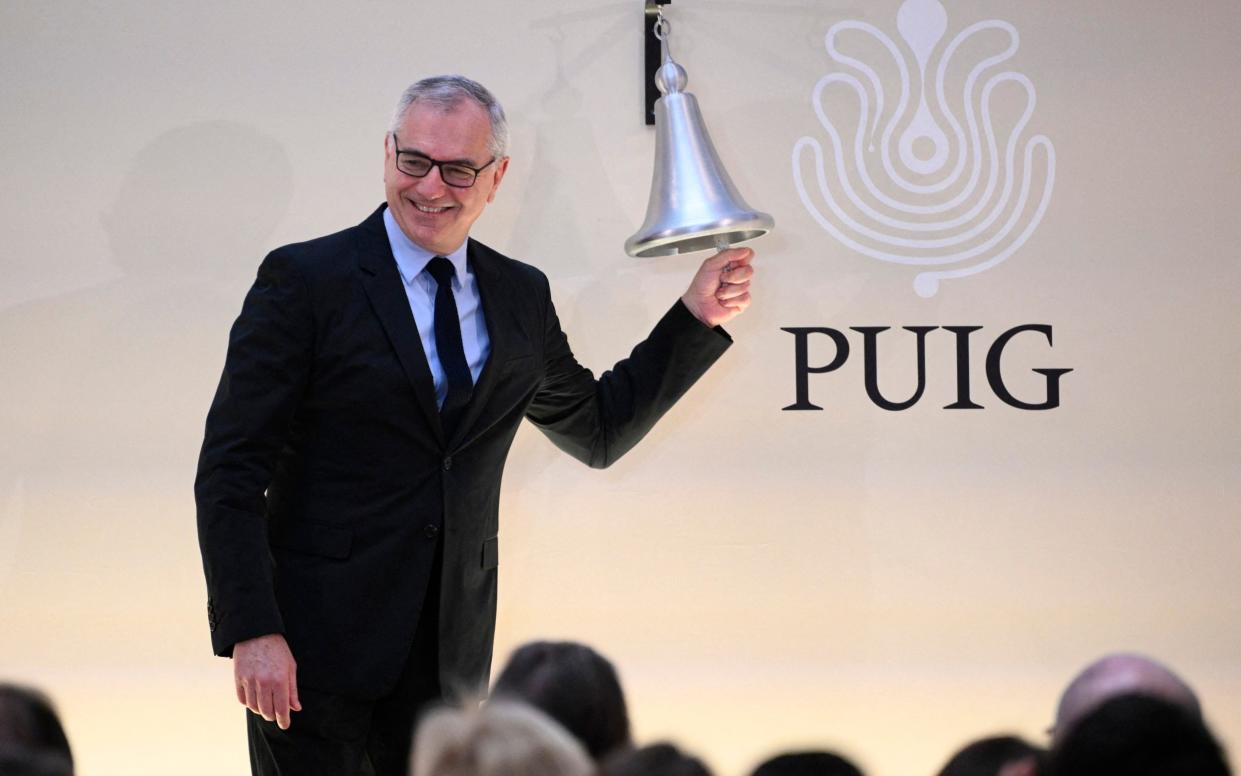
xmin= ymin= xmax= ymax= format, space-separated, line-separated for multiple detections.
xmin=1053 ymin=653 xmax=1200 ymax=744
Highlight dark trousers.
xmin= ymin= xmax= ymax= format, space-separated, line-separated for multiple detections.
xmin=247 ymin=543 xmax=444 ymax=776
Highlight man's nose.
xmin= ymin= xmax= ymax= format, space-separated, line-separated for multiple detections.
xmin=414 ymin=165 xmax=449 ymax=198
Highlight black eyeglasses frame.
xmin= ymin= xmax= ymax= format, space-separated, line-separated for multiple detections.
xmin=390 ymin=132 xmax=497 ymax=189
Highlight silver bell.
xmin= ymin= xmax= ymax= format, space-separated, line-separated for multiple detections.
xmin=625 ymin=19 xmax=774 ymax=258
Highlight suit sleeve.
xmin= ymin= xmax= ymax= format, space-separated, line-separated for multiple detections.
xmin=194 ymin=248 xmax=314 ymax=656
xmin=524 ymin=275 xmax=731 ymax=469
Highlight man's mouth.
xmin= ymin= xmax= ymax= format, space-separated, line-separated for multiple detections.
xmin=413 ymin=202 xmax=451 ymax=214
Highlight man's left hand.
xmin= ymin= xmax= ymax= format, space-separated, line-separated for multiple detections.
xmin=681 ymin=247 xmax=755 ymax=328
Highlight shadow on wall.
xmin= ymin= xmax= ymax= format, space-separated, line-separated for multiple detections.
xmin=0 ymin=121 xmax=292 ymax=622
xmin=502 ymin=18 xmax=646 ymax=487
xmin=507 ymin=18 xmax=634 ymax=280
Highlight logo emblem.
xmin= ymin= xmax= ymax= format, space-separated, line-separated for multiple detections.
xmin=793 ymin=0 xmax=1056 ymax=297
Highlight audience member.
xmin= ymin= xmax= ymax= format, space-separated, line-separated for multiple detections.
xmin=750 ymin=750 xmax=865 ymax=776
xmin=491 ymin=640 xmax=632 ymax=760
xmin=1048 ymin=693 xmax=1230 ymax=776
xmin=601 ymin=742 xmax=713 ymax=776
xmin=934 ymin=735 xmax=1043 ymax=776
xmin=8 ymin=648 xmax=1233 ymax=775
xmin=0 ymin=684 xmax=72 ymax=774
xmin=0 ymin=749 xmax=73 ymax=776
xmin=411 ymin=700 xmax=593 ymax=776
xmin=1052 ymin=652 xmax=1200 ymax=743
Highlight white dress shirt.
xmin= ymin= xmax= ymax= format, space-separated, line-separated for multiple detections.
xmin=383 ymin=207 xmax=490 ymax=408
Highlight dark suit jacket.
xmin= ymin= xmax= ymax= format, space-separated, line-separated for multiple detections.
xmin=195 ymin=205 xmax=730 ymax=700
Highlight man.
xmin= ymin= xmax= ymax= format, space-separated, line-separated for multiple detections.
xmin=1051 ymin=652 xmax=1201 ymax=745
xmin=195 ymin=75 xmax=754 ymax=775
xmin=1049 ymin=694 xmax=1229 ymax=776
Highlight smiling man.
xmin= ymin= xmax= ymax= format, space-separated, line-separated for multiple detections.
xmin=195 ymin=75 xmax=754 ymax=776
xmin=385 ymin=100 xmax=506 ymax=257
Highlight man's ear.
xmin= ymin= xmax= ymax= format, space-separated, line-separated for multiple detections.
xmin=486 ymin=157 xmax=510 ymax=203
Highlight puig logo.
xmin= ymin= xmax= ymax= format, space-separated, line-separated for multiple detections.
xmin=792 ymin=0 xmax=1055 ymax=297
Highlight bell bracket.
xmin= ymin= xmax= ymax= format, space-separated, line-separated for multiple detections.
xmin=644 ymin=0 xmax=672 ymax=125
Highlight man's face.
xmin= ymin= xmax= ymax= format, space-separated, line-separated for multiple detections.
xmin=384 ymin=100 xmax=508 ymax=255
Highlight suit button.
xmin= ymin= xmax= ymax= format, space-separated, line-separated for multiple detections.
xmin=424 ymin=524 xmax=439 ymax=539
xmin=442 ymin=456 xmax=453 ymax=471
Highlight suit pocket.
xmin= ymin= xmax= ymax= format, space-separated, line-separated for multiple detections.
xmin=271 ymin=520 xmax=353 ymax=560
xmin=481 ymin=536 xmax=498 ymax=570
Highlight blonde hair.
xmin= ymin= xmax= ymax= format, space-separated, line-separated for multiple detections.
xmin=412 ymin=700 xmax=595 ymax=776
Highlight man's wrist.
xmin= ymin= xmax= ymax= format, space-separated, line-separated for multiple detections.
xmin=679 ymin=294 xmax=711 ymax=327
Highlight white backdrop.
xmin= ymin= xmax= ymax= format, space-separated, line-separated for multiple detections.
xmin=2 ymin=2 xmax=1239 ymax=774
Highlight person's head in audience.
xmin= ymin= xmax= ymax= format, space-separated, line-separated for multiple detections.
xmin=0 ymin=684 xmax=72 ymax=773
xmin=1049 ymin=693 xmax=1230 ymax=776
xmin=411 ymin=700 xmax=593 ymax=776
xmin=491 ymin=640 xmax=631 ymax=760
xmin=750 ymin=750 xmax=865 ymax=776
xmin=935 ymin=735 xmax=1044 ymax=776
xmin=601 ymin=742 xmax=713 ymax=776
xmin=0 ymin=749 xmax=73 ymax=776
xmin=1052 ymin=652 xmax=1200 ymax=743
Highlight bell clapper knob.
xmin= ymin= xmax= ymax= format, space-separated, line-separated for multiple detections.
xmin=653 ymin=14 xmax=688 ymax=95
xmin=655 ymin=61 xmax=688 ymax=95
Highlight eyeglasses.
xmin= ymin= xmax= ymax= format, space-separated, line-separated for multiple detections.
xmin=390 ymin=133 xmax=496 ymax=189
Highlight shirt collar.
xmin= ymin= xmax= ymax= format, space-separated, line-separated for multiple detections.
xmin=383 ymin=206 xmax=470 ymax=287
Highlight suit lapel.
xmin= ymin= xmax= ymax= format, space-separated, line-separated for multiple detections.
xmin=449 ymin=239 xmax=526 ymax=449
xmin=354 ymin=206 xmax=445 ymax=446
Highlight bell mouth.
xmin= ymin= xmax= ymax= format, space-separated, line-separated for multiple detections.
xmin=625 ymin=218 xmax=773 ymax=258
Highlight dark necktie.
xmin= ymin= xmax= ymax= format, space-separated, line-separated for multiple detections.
xmin=426 ymin=256 xmax=473 ymax=436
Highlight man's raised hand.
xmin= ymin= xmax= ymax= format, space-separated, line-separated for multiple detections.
xmin=680 ymin=247 xmax=755 ymax=328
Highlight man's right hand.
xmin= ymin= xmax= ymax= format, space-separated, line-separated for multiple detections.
xmin=233 ymin=633 xmax=302 ymax=730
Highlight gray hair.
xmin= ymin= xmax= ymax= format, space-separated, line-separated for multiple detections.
xmin=390 ymin=75 xmax=509 ymax=159
xmin=412 ymin=701 xmax=593 ymax=776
